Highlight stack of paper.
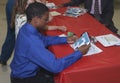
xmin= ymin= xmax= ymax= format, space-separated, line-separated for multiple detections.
xmin=64 ymin=7 xmax=87 ymax=17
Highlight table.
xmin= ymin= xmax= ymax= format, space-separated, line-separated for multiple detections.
xmin=46 ymin=1 xmax=120 ymax=83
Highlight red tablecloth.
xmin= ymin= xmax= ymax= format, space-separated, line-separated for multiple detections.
xmin=46 ymin=1 xmax=120 ymax=83
xmin=47 ymin=0 xmax=70 ymax=5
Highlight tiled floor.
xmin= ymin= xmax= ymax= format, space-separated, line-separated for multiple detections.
xmin=0 ymin=0 xmax=120 ymax=83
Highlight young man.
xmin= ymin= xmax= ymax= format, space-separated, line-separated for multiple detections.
xmin=10 ymin=2 xmax=90 ymax=83
xmin=57 ymin=0 xmax=118 ymax=34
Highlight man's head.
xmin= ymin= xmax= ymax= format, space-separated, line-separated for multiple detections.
xmin=26 ymin=2 xmax=49 ymax=30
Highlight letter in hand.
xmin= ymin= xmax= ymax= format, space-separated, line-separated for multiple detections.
xmin=77 ymin=44 xmax=91 ymax=55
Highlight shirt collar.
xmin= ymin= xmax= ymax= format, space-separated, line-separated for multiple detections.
xmin=25 ymin=23 xmax=39 ymax=34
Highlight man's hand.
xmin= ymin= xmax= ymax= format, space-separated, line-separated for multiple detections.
xmin=77 ymin=44 xmax=91 ymax=55
xmin=67 ymin=35 xmax=78 ymax=44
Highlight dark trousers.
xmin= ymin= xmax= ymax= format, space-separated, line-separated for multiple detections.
xmin=0 ymin=0 xmax=15 ymax=63
xmin=11 ymin=70 xmax=54 ymax=83
xmin=90 ymin=14 xmax=118 ymax=34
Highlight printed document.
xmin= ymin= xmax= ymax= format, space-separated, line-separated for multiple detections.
xmin=96 ymin=34 xmax=120 ymax=47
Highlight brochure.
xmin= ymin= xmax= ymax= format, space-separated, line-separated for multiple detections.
xmin=71 ymin=32 xmax=90 ymax=50
xmin=64 ymin=7 xmax=87 ymax=17
xmin=70 ymin=32 xmax=103 ymax=56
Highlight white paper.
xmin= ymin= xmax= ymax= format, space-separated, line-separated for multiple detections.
xmin=84 ymin=43 xmax=103 ymax=56
xmin=50 ymin=11 xmax=61 ymax=16
xmin=46 ymin=3 xmax=56 ymax=9
xmin=70 ymin=43 xmax=102 ymax=56
xmin=96 ymin=34 xmax=120 ymax=47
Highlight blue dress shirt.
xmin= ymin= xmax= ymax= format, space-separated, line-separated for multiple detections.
xmin=10 ymin=23 xmax=82 ymax=78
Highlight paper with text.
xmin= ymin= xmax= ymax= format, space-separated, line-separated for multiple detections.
xmin=96 ymin=34 xmax=120 ymax=47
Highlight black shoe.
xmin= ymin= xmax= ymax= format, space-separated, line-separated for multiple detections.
xmin=0 ymin=60 xmax=7 ymax=65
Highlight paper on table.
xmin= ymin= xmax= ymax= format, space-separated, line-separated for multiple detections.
xmin=70 ymin=43 xmax=102 ymax=56
xmin=46 ymin=3 xmax=56 ymax=9
xmin=64 ymin=7 xmax=87 ymax=17
xmin=84 ymin=43 xmax=103 ymax=56
xmin=96 ymin=34 xmax=120 ymax=47
xmin=50 ymin=11 xmax=61 ymax=16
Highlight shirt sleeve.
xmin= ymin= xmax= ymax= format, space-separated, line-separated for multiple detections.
xmin=27 ymin=43 xmax=83 ymax=73
xmin=40 ymin=34 xmax=67 ymax=46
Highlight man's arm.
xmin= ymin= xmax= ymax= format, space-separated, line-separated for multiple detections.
xmin=41 ymin=35 xmax=67 ymax=46
xmin=27 ymin=34 xmax=90 ymax=73
xmin=27 ymin=43 xmax=83 ymax=73
xmin=41 ymin=34 xmax=78 ymax=46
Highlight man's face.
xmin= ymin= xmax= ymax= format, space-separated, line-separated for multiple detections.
xmin=36 ymin=12 xmax=49 ymax=30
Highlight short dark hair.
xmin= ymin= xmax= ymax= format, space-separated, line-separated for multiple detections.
xmin=26 ymin=2 xmax=49 ymax=22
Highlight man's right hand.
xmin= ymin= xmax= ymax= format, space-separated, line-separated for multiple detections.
xmin=78 ymin=44 xmax=91 ymax=55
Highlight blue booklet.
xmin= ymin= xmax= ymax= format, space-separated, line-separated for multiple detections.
xmin=71 ymin=32 xmax=90 ymax=50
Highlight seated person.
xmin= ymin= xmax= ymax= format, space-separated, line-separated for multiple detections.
xmin=10 ymin=2 xmax=90 ymax=83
